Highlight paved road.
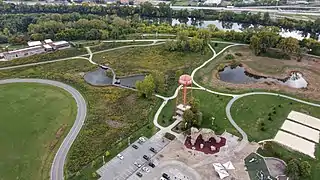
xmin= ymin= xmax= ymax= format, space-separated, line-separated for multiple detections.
xmin=0 ymin=78 xmax=87 ymax=180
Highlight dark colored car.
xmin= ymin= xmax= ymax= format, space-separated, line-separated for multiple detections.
xmin=149 ymin=147 xmax=157 ymax=153
xmin=136 ymin=172 xmax=143 ymax=177
xmin=132 ymin=144 xmax=138 ymax=149
xmin=162 ymin=173 xmax=170 ymax=179
xmin=148 ymin=162 xmax=155 ymax=168
xmin=143 ymin=155 xmax=150 ymax=161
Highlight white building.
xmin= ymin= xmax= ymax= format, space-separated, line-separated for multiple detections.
xmin=27 ymin=41 xmax=42 ymax=47
xmin=52 ymin=41 xmax=70 ymax=49
xmin=3 ymin=46 xmax=45 ymax=60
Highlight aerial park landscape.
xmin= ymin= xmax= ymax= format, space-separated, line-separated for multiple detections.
xmin=0 ymin=1 xmax=320 ymax=180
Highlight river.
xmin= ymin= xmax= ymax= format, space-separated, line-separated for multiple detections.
xmin=171 ymin=18 xmax=320 ymax=41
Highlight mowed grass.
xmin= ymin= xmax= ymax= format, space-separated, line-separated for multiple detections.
xmin=231 ymin=94 xmax=320 ymax=142
xmin=158 ymin=90 xmax=237 ymax=135
xmin=0 ymin=58 xmax=161 ymax=178
xmin=0 ymin=83 xmax=77 ymax=180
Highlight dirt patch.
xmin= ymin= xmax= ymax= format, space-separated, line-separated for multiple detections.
xmin=106 ymin=120 xmax=124 ymax=128
xmin=264 ymin=157 xmax=286 ymax=178
xmin=48 ymin=124 xmax=67 ymax=150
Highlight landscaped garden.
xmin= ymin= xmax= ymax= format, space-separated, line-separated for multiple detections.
xmin=0 ymin=83 xmax=77 ymax=180
xmin=231 ymin=94 xmax=320 ymax=142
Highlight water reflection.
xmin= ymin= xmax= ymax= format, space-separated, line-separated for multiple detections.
xmin=219 ymin=66 xmax=308 ymax=88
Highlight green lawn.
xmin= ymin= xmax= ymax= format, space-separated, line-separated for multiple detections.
xmin=231 ymin=95 xmax=320 ymax=142
xmin=0 ymin=83 xmax=77 ymax=180
xmin=210 ymin=42 xmax=232 ymax=53
xmin=158 ymin=90 xmax=236 ymax=135
xmin=257 ymin=142 xmax=320 ymax=180
xmin=194 ymin=90 xmax=237 ymax=135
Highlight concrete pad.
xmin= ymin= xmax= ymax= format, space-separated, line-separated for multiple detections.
xmin=281 ymin=120 xmax=320 ymax=143
xmin=274 ymin=130 xmax=315 ymax=158
xmin=288 ymin=111 xmax=320 ymax=130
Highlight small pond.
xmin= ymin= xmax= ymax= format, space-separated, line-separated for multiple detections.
xmin=84 ymin=67 xmax=145 ymax=88
xmin=218 ymin=66 xmax=308 ymax=88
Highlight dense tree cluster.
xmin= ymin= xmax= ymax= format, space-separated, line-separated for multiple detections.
xmin=286 ymin=159 xmax=311 ymax=180
xmin=181 ymin=98 xmax=203 ymax=130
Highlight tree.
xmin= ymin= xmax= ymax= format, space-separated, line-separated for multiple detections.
xmin=277 ymin=37 xmax=300 ymax=55
xmin=182 ymin=109 xmax=194 ymax=129
xmin=250 ymin=35 xmax=262 ymax=55
xmin=152 ymin=71 xmax=165 ymax=93
xmin=105 ymin=151 xmax=110 ymax=157
xmin=286 ymin=159 xmax=300 ymax=180
xmin=300 ymin=161 xmax=311 ymax=178
xmin=91 ymin=160 xmax=96 ymax=168
xmin=136 ymin=75 xmax=155 ymax=98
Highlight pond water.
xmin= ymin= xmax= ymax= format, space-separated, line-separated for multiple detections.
xmin=171 ymin=18 xmax=320 ymax=41
xmin=84 ymin=67 xmax=145 ymax=88
xmin=219 ymin=66 xmax=308 ymax=88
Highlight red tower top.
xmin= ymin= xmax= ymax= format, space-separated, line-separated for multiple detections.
xmin=179 ymin=74 xmax=192 ymax=86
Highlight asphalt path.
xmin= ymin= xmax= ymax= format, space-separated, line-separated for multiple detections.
xmin=0 ymin=78 xmax=87 ymax=180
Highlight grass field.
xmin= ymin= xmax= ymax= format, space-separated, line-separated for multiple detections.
xmin=0 ymin=56 xmax=161 ymax=179
xmin=231 ymin=94 xmax=320 ymax=142
xmin=0 ymin=47 xmax=87 ymax=68
xmin=158 ymin=89 xmax=236 ymax=135
xmin=0 ymin=83 xmax=77 ymax=180
xmin=93 ymin=45 xmax=212 ymax=95
xmin=90 ymin=41 xmax=153 ymax=52
xmin=257 ymin=142 xmax=320 ymax=180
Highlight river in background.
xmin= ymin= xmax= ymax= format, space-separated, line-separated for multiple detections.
xmin=170 ymin=18 xmax=320 ymax=41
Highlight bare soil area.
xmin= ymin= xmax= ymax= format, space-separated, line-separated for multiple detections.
xmin=155 ymin=132 xmax=259 ymax=180
xmin=200 ymin=46 xmax=320 ymax=101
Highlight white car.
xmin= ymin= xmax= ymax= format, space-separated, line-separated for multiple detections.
xmin=142 ymin=167 xmax=150 ymax=173
xmin=134 ymin=162 xmax=141 ymax=168
xmin=160 ymin=177 xmax=166 ymax=180
xmin=117 ymin=154 xmax=124 ymax=160
xmin=139 ymin=137 xmax=146 ymax=142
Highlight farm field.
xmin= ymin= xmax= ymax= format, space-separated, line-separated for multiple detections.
xmin=0 ymin=83 xmax=77 ymax=180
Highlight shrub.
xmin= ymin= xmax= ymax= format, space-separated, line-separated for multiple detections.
xmin=235 ymin=52 xmax=242 ymax=56
xmin=105 ymin=151 xmax=110 ymax=157
xmin=225 ymin=54 xmax=235 ymax=60
xmin=92 ymin=172 xmax=97 ymax=178
xmin=164 ymin=132 xmax=176 ymax=140
xmin=268 ymin=117 xmax=272 ymax=121
xmin=260 ymin=127 xmax=266 ymax=131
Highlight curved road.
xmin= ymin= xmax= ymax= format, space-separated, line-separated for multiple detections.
xmin=0 ymin=78 xmax=87 ymax=180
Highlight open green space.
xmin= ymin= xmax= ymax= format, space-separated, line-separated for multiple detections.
xmin=90 ymin=41 xmax=153 ymax=52
xmin=194 ymin=90 xmax=236 ymax=135
xmin=210 ymin=42 xmax=233 ymax=53
xmin=0 ymin=47 xmax=87 ymax=68
xmin=0 ymin=83 xmax=77 ymax=180
xmin=231 ymin=95 xmax=320 ymax=142
xmin=257 ymin=142 xmax=320 ymax=180
xmin=158 ymin=90 xmax=236 ymax=135
xmin=93 ymin=45 xmax=212 ymax=95
xmin=0 ymin=52 xmax=163 ymax=178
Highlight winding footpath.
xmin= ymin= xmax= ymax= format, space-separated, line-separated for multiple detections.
xmin=0 ymin=78 xmax=87 ymax=180
xmin=1 ymin=39 xmax=320 ymax=179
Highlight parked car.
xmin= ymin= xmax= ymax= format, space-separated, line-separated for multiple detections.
xmin=160 ymin=177 xmax=166 ymax=180
xmin=132 ymin=144 xmax=138 ymax=149
xmin=117 ymin=154 xmax=124 ymax=160
xmin=134 ymin=162 xmax=141 ymax=168
xmin=142 ymin=167 xmax=150 ymax=173
xmin=162 ymin=173 xmax=170 ymax=179
xmin=143 ymin=155 xmax=150 ymax=161
xmin=148 ymin=162 xmax=155 ymax=168
xmin=138 ymin=137 xmax=146 ymax=144
xmin=149 ymin=147 xmax=157 ymax=153
xmin=136 ymin=172 xmax=143 ymax=177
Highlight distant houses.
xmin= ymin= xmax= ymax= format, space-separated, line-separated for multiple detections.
xmin=0 ymin=39 xmax=70 ymax=61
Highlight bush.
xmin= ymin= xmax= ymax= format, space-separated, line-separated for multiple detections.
xmin=235 ymin=52 xmax=242 ymax=56
xmin=268 ymin=117 xmax=272 ymax=121
xmin=260 ymin=127 xmax=266 ymax=131
xmin=164 ymin=132 xmax=176 ymax=140
xmin=225 ymin=54 xmax=235 ymax=60
xmin=105 ymin=151 xmax=110 ymax=157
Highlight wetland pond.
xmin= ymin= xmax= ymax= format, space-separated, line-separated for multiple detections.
xmin=219 ymin=66 xmax=308 ymax=88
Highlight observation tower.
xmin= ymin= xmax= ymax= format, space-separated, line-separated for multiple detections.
xmin=178 ymin=74 xmax=193 ymax=106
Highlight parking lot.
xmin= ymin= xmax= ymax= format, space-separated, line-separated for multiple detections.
xmin=97 ymin=134 xmax=170 ymax=180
